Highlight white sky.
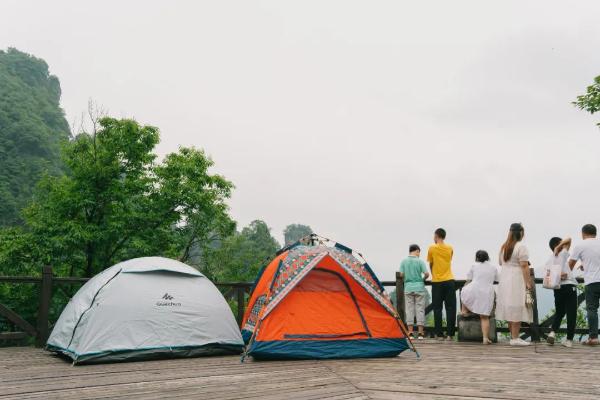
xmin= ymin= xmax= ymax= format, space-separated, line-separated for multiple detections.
xmin=2 ymin=0 xmax=599 ymax=280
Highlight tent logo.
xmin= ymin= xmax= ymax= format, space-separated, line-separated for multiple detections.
xmin=156 ymin=293 xmax=181 ymax=307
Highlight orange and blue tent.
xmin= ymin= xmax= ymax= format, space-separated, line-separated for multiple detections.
xmin=241 ymin=235 xmax=412 ymax=360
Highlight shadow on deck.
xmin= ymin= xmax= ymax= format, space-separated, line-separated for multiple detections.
xmin=1 ymin=340 xmax=599 ymax=399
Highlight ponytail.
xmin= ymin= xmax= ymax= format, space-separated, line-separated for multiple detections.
xmin=501 ymin=223 xmax=524 ymax=262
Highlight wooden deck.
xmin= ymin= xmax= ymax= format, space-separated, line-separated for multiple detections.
xmin=1 ymin=341 xmax=599 ymax=399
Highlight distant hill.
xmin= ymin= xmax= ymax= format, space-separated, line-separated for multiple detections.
xmin=0 ymin=48 xmax=70 ymax=226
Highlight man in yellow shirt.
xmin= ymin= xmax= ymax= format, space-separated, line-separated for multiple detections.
xmin=427 ymin=228 xmax=456 ymax=340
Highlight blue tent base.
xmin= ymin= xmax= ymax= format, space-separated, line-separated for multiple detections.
xmin=46 ymin=343 xmax=244 ymax=365
xmin=248 ymin=337 xmax=409 ymax=360
xmin=242 ymin=329 xmax=253 ymax=344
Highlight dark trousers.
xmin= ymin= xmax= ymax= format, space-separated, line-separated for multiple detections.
xmin=585 ymin=282 xmax=600 ymax=339
xmin=552 ymin=284 xmax=577 ymax=340
xmin=432 ymin=280 xmax=456 ymax=337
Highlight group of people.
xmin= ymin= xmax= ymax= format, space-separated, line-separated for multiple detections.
xmin=399 ymin=223 xmax=600 ymax=347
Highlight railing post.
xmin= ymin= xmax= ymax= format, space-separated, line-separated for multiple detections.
xmin=395 ymin=271 xmax=406 ymax=323
xmin=36 ymin=265 xmax=53 ymax=347
xmin=236 ymin=286 xmax=245 ymax=328
xmin=529 ymin=268 xmax=541 ymax=342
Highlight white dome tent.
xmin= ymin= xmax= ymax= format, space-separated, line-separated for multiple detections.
xmin=47 ymin=257 xmax=244 ymax=364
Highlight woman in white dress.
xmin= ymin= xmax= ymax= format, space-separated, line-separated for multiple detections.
xmin=496 ymin=223 xmax=533 ymax=346
xmin=460 ymin=250 xmax=499 ymax=344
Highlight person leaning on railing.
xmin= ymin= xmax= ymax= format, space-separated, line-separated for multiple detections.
xmin=460 ymin=250 xmax=499 ymax=345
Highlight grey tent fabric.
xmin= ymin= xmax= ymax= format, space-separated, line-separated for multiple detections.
xmin=47 ymin=257 xmax=244 ymax=364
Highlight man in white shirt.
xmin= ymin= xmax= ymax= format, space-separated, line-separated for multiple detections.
xmin=567 ymin=224 xmax=600 ymax=346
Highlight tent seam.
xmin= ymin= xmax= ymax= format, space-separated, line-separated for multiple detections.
xmin=64 ymin=268 xmax=123 ymax=351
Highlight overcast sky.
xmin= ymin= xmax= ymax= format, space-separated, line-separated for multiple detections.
xmin=2 ymin=0 xmax=599 ymax=279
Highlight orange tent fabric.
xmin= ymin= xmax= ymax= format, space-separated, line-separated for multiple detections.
xmin=242 ymin=241 xmax=410 ymax=359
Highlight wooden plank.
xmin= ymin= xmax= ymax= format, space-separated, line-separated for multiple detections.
xmin=2 ymin=366 xmax=345 ymax=399
xmin=3 ymin=328 xmax=600 ymax=399
xmin=364 ymin=391 xmax=501 ymax=400
xmin=329 ymin=342 xmax=600 ymax=400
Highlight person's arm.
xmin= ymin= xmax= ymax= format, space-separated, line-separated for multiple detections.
xmin=554 ymin=237 xmax=572 ymax=256
xmin=399 ymin=261 xmax=405 ymax=279
xmin=421 ymin=260 xmax=430 ymax=280
xmin=559 ymin=251 xmax=570 ymax=279
xmin=427 ymin=247 xmax=434 ymax=274
xmin=568 ymin=245 xmax=581 ymax=271
xmin=517 ymin=245 xmax=532 ymax=289
xmin=466 ymin=265 xmax=473 ymax=284
xmin=521 ymin=260 xmax=532 ymax=289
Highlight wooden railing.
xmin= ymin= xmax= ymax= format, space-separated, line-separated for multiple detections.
xmin=214 ymin=282 xmax=254 ymax=327
xmin=0 ymin=266 xmax=592 ymax=347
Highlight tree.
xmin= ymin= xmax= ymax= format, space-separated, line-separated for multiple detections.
xmin=204 ymin=220 xmax=280 ymax=282
xmin=1 ymin=116 xmax=234 ymax=278
xmin=573 ymin=75 xmax=600 ymax=128
xmin=0 ymin=48 xmax=70 ymax=226
xmin=283 ymin=224 xmax=313 ymax=245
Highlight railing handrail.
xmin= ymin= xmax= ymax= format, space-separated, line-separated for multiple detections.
xmin=381 ymin=277 xmax=585 ymax=287
xmin=0 ymin=276 xmax=256 ymax=285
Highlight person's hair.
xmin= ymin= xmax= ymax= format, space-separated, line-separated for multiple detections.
xmin=582 ymin=224 xmax=597 ymax=236
xmin=434 ymin=228 xmax=446 ymax=240
xmin=409 ymin=244 xmax=420 ymax=253
xmin=475 ymin=250 xmax=490 ymax=263
xmin=501 ymin=223 xmax=524 ymax=262
xmin=549 ymin=237 xmax=562 ymax=251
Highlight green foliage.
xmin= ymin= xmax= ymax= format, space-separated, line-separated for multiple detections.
xmin=205 ymin=220 xmax=280 ymax=282
xmin=573 ymin=75 xmax=600 ymax=128
xmin=283 ymin=223 xmax=313 ymax=245
xmin=0 ymin=48 xmax=70 ymax=226
xmin=1 ymin=117 xmax=234 ymax=278
xmin=0 ymin=116 xmax=238 ymax=339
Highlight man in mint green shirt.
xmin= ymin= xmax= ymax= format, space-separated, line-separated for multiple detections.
xmin=399 ymin=244 xmax=430 ymax=339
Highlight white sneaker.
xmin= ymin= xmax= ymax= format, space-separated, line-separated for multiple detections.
xmin=562 ymin=340 xmax=573 ymax=348
xmin=510 ymin=338 xmax=531 ymax=346
xmin=547 ymin=331 xmax=555 ymax=346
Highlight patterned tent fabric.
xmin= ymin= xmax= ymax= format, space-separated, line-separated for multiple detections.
xmin=244 ymin=294 xmax=266 ymax=335
xmin=261 ymin=245 xmax=397 ymax=319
